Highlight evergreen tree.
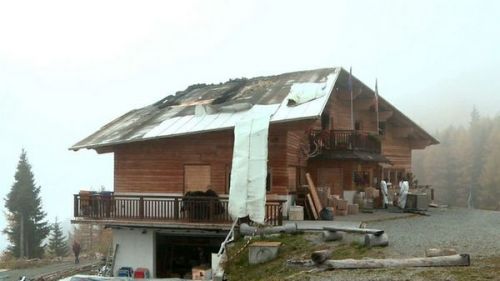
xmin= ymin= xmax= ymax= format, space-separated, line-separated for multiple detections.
xmin=469 ymin=107 xmax=491 ymax=207
xmin=48 ymin=218 xmax=69 ymax=257
xmin=3 ymin=150 xmax=50 ymax=258
xmin=478 ymin=125 xmax=500 ymax=210
xmin=412 ymin=108 xmax=500 ymax=210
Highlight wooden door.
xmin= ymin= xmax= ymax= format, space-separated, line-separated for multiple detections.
xmin=317 ymin=168 xmax=344 ymax=196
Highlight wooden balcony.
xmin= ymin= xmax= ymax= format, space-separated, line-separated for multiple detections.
xmin=310 ymin=129 xmax=381 ymax=155
xmin=73 ymin=193 xmax=285 ymax=226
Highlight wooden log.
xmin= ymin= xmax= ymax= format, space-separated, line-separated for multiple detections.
xmin=364 ymin=233 xmax=389 ymax=247
xmin=323 ymin=226 xmax=384 ymax=236
xmin=322 ymin=230 xmax=344 ymax=242
xmin=287 ymin=259 xmax=315 ymax=268
xmin=240 ymin=223 xmax=298 ymax=236
xmin=306 ymin=173 xmax=323 ymax=214
xmin=425 ymin=248 xmax=458 ymax=257
xmin=286 ymin=254 xmax=470 ymax=269
xmin=311 ymin=250 xmax=333 ymax=265
xmin=306 ymin=194 xmax=318 ymax=220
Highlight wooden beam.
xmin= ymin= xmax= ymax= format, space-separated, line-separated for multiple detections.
xmin=354 ymin=98 xmax=374 ymax=110
xmin=410 ymin=139 xmax=431 ymax=149
xmin=306 ymin=173 xmax=323 ymax=214
xmin=94 ymin=146 xmax=114 ymax=154
xmin=378 ymin=111 xmax=394 ymax=121
xmin=336 ymin=88 xmax=363 ymax=101
xmin=392 ymin=127 xmax=414 ymax=138
xmin=323 ymin=226 xmax=384 ymax=236
xmin=306 ymin=194 xmax=318 ymax=220
xmin=336 ymin=90 xmax=351 ymax=101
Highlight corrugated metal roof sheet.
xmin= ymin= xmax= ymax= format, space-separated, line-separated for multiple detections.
xmin=71 ymin=68 xmax=341 ymax=150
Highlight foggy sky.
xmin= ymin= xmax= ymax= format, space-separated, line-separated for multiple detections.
xmin=1 ymin=0 xmax=500 ymax=250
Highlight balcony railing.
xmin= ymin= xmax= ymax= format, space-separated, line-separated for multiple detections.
xmin=310 ymin=129 xmax=381 ymax=155
xmin=73 ymin=193 xmax=285 ymax=226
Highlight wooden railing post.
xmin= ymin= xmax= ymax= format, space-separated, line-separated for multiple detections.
xmin=209 ymin=199 xmax=215 ymax=222
xmin=139 ymin=196 xmax=144 ymax=219
xmin=278 ymin=203 xmax=283 ymax=226
xmin=74 ymin=195 xmax=79 ymax=217
xmin=174 ymin=198 xmax=179 ymax=220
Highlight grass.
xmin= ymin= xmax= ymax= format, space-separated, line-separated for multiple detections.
xmin=224 ymin=233 xmax=385 ymax=281
xmin=224 ymin=233 xmax=500 ymax=281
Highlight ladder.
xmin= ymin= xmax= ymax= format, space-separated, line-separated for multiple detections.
xmin=101 ymin=243 xmax=119 ymax=276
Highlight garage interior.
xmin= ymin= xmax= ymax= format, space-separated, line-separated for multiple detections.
xmin=155 ymin=231 xmax=226 ymax=278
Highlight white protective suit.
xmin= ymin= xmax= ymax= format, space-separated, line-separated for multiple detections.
xmin=380 ymin=180 xmax=389 ymax=207
xmin=399 ymin=180 xmax=409 ymax=209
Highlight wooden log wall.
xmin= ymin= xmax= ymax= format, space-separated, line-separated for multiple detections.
xmin=326 ymin=90 xmax=378 ymax=132
xmin=381 ymin=122 xmax=412 ymax=171
xmin=307 ymin=160 xmax=352 ymax=193
xmin=113 ymin=124 xmax=308 ymax=196
xmin=328 ymin=91 xmax=352 ymax=130
xmin=114 ymin=130 xmax=234 ymax=195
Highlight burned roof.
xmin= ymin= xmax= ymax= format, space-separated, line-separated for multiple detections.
xmin=70 ymin=67 xmax=438 ymax=151
xmin=71 ymin=68 xmax=340 ymax=150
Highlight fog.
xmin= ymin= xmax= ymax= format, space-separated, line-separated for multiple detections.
xmin=1 ymin=0 xmax=499 ymax=250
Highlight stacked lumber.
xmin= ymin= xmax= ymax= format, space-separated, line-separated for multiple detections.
xmin=306 ymin=173 xmax=323 ymax=215
xmin=302 ymin=173 xmax=325 ymax=220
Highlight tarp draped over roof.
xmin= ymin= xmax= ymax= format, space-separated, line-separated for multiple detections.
xmin=228 ymin=116 xmax=271 ymax=224
xmin=70 ymin=68 xmax=340 ymax=150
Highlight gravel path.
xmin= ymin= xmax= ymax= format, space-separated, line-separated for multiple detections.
xmin=368 ymin=207 xmax=500 ymax=258
xmin=308 ymin=208 xmax=500 ymax=281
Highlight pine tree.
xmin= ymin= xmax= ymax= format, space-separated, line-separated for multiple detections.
xmin=469 ymin=107 xmax=492 ymax=208
xmin=3 ymin=150 xmax=50 ymax=258
xmin=478 ymin=124 xmax=500 ymax=210
xmin=48 ymin=218 xmax=69 ymax=257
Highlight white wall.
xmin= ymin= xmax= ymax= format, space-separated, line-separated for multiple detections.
xmin=113 ymin=228 xmax=155 ymax=277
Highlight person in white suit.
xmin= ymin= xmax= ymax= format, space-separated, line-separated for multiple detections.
xmin=380 ymin=178 xmax=389 ymax=209
xmin=399 ymin=177 xmax=410 ymax=209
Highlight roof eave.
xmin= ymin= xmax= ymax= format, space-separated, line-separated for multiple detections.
xmin=69 ymin=115 xmax=322 ymax=152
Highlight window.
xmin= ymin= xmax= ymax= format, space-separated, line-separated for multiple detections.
xmin=379 ymin=122 xmax=386 ymax=136
xmin=355 ymin=120 xmax=362 ymax=131
xmin=184 ymin=165 xmax=211 ymax=192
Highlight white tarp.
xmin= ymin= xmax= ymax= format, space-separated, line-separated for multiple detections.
xmin=286 ymin=74 xmax=337 ymax=106
xmin=228 ymin=115 xmax=271 ymax=224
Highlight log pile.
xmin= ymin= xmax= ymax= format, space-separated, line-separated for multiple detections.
xmin=287 ymin=254 xmax=471 ymax=269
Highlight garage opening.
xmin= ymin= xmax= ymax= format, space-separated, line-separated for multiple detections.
xmin=155 ymin=233 xmax=225 ymax=278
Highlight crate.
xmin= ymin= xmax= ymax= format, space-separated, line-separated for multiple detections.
xmin=288 ymin=206 xmax=304 ymax=221
xmin=134 ymin=267 xmax=150 ymax=279
xmin=347 ymin=204 xmax=359 ymax=215
xmin=192 ymin=266 xmax=211 ymax=280
xmin=117 ymin=267 xmax=133 ymax=277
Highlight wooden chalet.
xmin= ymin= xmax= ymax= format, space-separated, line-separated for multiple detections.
xmin=70 ymin=67 xmax=437 ymax=277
